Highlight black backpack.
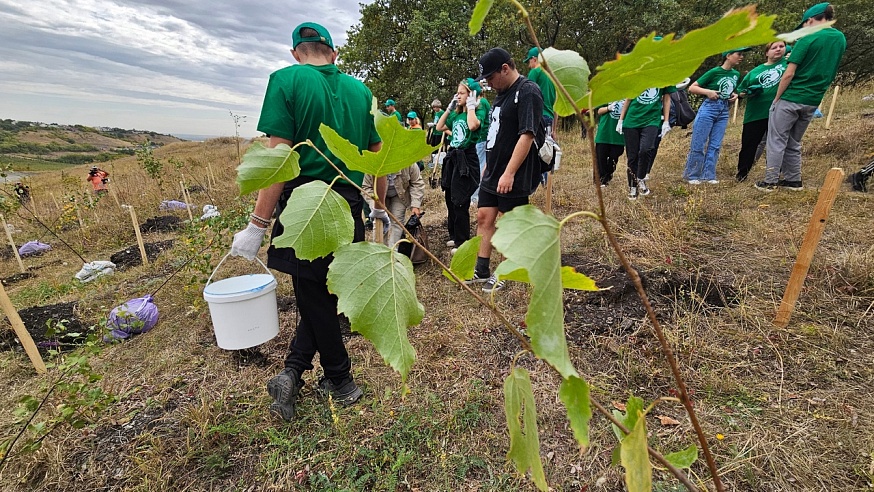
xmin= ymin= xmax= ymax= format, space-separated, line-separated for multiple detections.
xmin=669 ymin=89 xmax=696 ymax=128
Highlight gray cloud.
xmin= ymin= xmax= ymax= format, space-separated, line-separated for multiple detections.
xmin=0 ymin=0 xmax=367 ymax=137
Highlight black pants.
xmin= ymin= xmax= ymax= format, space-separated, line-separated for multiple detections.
xmin=624 ymin=126 xmax=659 ymax=186
xmin=445 ymin=187 xmax=471 ymax=245
xmin=737 ymin=118 xmax=769 ymax=180
xmin=646 ymin=135 xmax=663 ymax=177
xmin=595 ymin=143 xmax=624 ymax=185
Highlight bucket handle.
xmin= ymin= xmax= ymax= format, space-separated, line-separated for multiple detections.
xmin=206 ymin=252 xmax=274 ymax=287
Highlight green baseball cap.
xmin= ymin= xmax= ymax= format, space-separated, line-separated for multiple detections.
xmin=406 ymin=111 xmax=418 ymax=119
xmin=385 ymin=99 xmax=396 ymax=107
xmin=462 ymin=78 xmax=482 ymax=94
xmin=797 ymin=2 xmax=829 ymax=30
xmin=721 ymin=47 xmax=751 ymax=57
xmin=291 ymin=22 xmax=334 ymax=49
xmin=523 ymin=46 xmax=541 ymax=63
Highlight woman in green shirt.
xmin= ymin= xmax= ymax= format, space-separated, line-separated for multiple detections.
xmin=436 ymin=78 xmax=488 ymax=250
xmin=682 ymin=49 xmax=745 ymax=184
xmin=735 ymin=41 xmax=787 ymax=182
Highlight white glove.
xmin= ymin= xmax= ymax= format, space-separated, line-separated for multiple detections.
xmin=426 ymin=122 xmax=436 ymax=128
xmin=368 ymin=208 xmax=390 ymax=232
xmin=616 ymin=119 xmax=624 ymax=135
xmin=660 ymin=122 xmax=672 ymax=138
xmin=231 ymin=223 xmax=267 ymax=260
xmin=465 ymin=91 xmax=478 ymax=111
xmin=447 ymin=94 xmax=459 ymax=112
xmin=607 ymin=102 xmax=616 ymax=111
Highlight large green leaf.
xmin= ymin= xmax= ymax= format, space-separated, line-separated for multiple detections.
xmin=542 ymin=48 xmax=591 ymax=118
xmin=327 ymin=242 xmax=423 ymax=381
xmin=468 ymin=0 xmax=495 ymax=36
xmin=320 ymin=100 xmax=437 ymax=178
xmin=272 ymin=181 xmax=354 ymax=260
xmin=664 ymin=444 xmax=699 ymax=469
xmin=620 ymin=410 xmax=652 ymax=492
xmin=504 ymin=367 xmax=547 ymax=491
xmin=588 ymin=6 xmax=777 ymax=108
xmin=236 ymin=142 xmax=301 ymax=195
xmin=444 ymin=236 xmax=482 ymax=283
xmin=612 ymin=395 xmax=646 ymax=441
xmin=491 ymin=205 xmax=577 ymax=378
xmin=493 ymin=259 xmax=531 ymax=283
xmin=558 ymin=376 xmax=591 ymax=449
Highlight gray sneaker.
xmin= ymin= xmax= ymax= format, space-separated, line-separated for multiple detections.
xmin=267 ymin=369 xmax=303 ymax=421
xmin=318 ymin=376 xmax=363 ymax=406
xmin=482 ymin=274 xmax=505 ymax=294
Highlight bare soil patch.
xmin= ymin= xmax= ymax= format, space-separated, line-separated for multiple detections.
xmin=139 ymin=216 xmax=182 ymax=233
xmin=109 ymin=240 xmax=174 ymax=270
xmin=0 ymin=301 xmax=84 ymax=351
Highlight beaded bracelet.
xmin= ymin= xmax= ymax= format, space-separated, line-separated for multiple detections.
xmin=250 ymin=213 xmax=271 ymax=227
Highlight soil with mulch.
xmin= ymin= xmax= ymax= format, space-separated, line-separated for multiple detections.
xmin=139 ymin=215 xmax=182 ymax=233
xmin=110 ymin=240 xmax=175 ymax=270
xmin=1 ymin=272 xmax=35 ymax=286
xmin=0 ymin=245 xmax=14 ymax=260
xmin=0 ymin=301 xmax=85 ymax=352
xmin=561 ymin=254 xmax=738 ymax=342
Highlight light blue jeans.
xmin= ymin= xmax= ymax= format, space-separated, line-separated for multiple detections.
xmin=683 ymin=98 xmax=730 ymax=181
xmin=471 ymin=141 xmax=487 ymax=203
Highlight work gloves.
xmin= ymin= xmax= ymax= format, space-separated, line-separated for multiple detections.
xmin=369 ymin=208 xmax=391 ymax=232
xmin=447 ymin=94 xmax=459 ymax=112
xmin=465 ymin=92 xmax=479 ymax=111
xmin=660 ymin=122 xmax=672 ymax=138
xmin=616 ymin=119 xmax=624 ymax=135
xmin=231 ymin=223 xmax=267 ymax=260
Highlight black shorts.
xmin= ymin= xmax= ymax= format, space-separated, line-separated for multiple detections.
xmin=477 ymin=189 xmax=529 ymax=213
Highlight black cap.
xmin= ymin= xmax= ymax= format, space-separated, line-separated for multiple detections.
xmin=478 ymin=47 xmax=512 ymax=80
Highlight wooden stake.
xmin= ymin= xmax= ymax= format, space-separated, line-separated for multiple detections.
xmin=108 ymin=183 xmax=121 ymax=207
xmin=75 ymin=207 xmax=84 ymax=229
xmin=1 ymin=215 xmax=25 ymax=274
xmin=825 ymin=85 xmax=840 ymax=129
xmin=774 ymin=168 xmax=844 ymax=328
xmin=207 ymin=164 xmax=217 ymax=190
xmin=49 ymin=192 xmax=61 ymax=211
xmin=0 ymin=282 xmax=46 ymax=374
xmin=374 ymin=218 xmax=384 ymax=244
xmin=732 ymin=98 xmax=739 ymax=124
xmin=180 ymin=181 xmax=194 ymax=221
xmin=127 ymin=206 xmax=149 ymax=267
xmin=545 ymin=172 xmax=554 ymax=215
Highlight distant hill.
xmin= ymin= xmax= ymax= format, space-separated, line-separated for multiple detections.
xmin=0 ymin=118 xmax=185 ymax=169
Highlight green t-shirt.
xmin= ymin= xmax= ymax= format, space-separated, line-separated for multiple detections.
xmin=447 ymin=105 xmax=487 ymax=149
xmin=696 ymin=66 xmax=740 ymax=99
xmin=738 ymin=60 xmax=787 ymax=123
xmin=595 ymin=100 xmax=625 ymax=146
xmin=476 ymin=97 xmax=491 ymax=143
xmin=782 ymin=27 xmax=847 ymax=107
xmin=528 ymin=66 xmax=556 ymax=119
xmin=623 ymin=86 xmax=676 ymax=129
xmin=257 ymin=64 xmax=381 ymax=186
xmin=432 ymin=110 xmax=445 ymax=127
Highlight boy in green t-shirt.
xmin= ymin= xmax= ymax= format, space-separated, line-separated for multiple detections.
xmin=594 ymin=100 xmax=625 ymax=186
xmin=384 ymin=99 xmax=404 ymax=125
xmin=756 ymin=2 xmax=846 ymax=192
xmin=618 ymin=85 xmax=674 ymax=199
xmin=525 ymin=46 xmax=557 ymax=185
xmin=230 ymin=22 xmax=382 ymax=421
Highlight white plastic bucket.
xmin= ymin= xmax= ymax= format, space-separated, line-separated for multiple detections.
xmin=203 ymin=254 xmax=279 ymax=350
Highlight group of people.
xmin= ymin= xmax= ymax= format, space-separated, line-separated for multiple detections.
xmin=594 ymin=2 xmax=846 ymax=199
xmin=227 ymin=2 xmax=851 ymax=423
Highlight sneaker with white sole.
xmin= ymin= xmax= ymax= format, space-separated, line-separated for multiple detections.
xmin=628 ymin=186 xmax=638 ymax=200
xmin=317 ymin=376 xmax=363 ymax=406
xmin=446 ymin=240 xmax=456 ymax=248
xmin=450 ymin=248 xmax=458 ymax=255
xmin=637 ymin=180 xmax=651 ymax=196
xmin=464 ymin=271 xmax=489 ymax=285
xmin=482 ymin=275 xmax=505 ymax=293
xmin=754 ymin=180 xmax=777 ymax=192
xmin=777 ymin=179 xmax=803 ymax=191
xmin=706 ymin=179 xmax=719 ymax=184
xmin=267 ymin=369 xmax=304 ymax=421
xmin=687 ymin=179 xmax=702 ymax=185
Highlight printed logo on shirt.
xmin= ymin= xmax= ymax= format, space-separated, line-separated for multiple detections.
xmin=758 ymin=65 xmax=785 ymax=88
xmin=636 ymin=88 xmax=660 ymax=105
xmin=451 ymin=118 xmax=469 ymax=148
xmin=610 ymin=100 xmax=625 ymax=119
xmin=717 ymin=76 xmax=738 ymax=98
xmin=486 ymin=106 xmax=501 ymax=150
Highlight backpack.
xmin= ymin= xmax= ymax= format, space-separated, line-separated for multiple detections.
xmin=396 ymin=214 xmax=430 ymax=265
xmin=669 ymin=89 xmax=696 ymax=128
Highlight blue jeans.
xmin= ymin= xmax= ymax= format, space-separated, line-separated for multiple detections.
xmin=471 ymin=141 xmax=487 ymax=203
xmin=683 ymin=98 xmax=730 ymax=181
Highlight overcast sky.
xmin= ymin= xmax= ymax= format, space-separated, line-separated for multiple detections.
xmin=0 ymin=0 xmax=368 ymax=138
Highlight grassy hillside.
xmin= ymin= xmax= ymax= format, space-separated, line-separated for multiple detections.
xmin=0 ymin=85 xmax=871 ymax=491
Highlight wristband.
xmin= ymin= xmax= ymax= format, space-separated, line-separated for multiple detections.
xmin=250 ymin=213 xmax=271 ymax=227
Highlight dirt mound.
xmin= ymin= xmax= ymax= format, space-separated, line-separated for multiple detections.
xmin=1 ymin=272 xmax=36 ymax=285
xmin=0 ymin=301 xmax=85 ymax=351
xmin=139 ymin=216 xmax=182 ymax=233
xmin=110 ymin=240 xmax=174 ymax=270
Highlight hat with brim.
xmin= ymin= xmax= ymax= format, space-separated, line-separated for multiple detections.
xmin=292 ymin=22 xmax=334 ymax=49
xmin=797 ymin=2 xmax=829 ymax=30
xmin=523 ymin=46 xmax=540 ymax=63
xmin=385 ymin=99 xmax=395 ymax=107
xmin=407 ymin=111 xmax=417 ymax=119
xmin=462 ymin=77 xmax=483 ymax=94
xmin=478 ymin=47 xmax=512 ymax=80
xmin=721 ymin=47 xmax=751 ymax=57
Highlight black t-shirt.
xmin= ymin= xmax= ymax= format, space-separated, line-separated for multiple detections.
xmin=482 ymin=75 xmax=544 ymax=198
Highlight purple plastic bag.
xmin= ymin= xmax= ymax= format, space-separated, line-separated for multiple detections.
xmin=19 ymin=240 xmax=52 ymax=257
xmin=105 ymin=295 xmax=159 ymax=341
xmin=159 ymin=200 xmax=189 ymax=211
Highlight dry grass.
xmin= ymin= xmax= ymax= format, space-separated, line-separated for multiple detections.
xmin=0 ymin=84 xmax=873 ymax=491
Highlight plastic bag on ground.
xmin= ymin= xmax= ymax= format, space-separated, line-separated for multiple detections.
xmin=200 ymin=204 xmax=220 ymax=220
xmin=75 ymin=261 xmax=116 ymax=282
xmin=104 ymin=295 xmax=160 ymax=341
xmin=159 ymin=200 xmax=190 ymax=211
xmin=19 ymin=240 xmax=52 ymax=257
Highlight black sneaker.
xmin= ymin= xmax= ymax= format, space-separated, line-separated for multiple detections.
xmin=754 ymin=181 xmax=777 ymax=192
xmin=736 ymin=174 xmax=748 ymax=183
xmin=463 ymin=271 xmax=490 ymax=284
xmin=267 ymin=369 xmax=303 ymax=421
xmin=777 ymin=179 xmax=803 ymax=191
xmin=317 ymin=376 xmax=363 ymax=406
xmin=482 ymin=274 xmax=506 ymax=294
xmin=849 ymin=172 xmax=867 ymax=192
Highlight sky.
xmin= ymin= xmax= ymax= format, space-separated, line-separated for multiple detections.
xmin=0 ymin=0 xmax=368 ymax=138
